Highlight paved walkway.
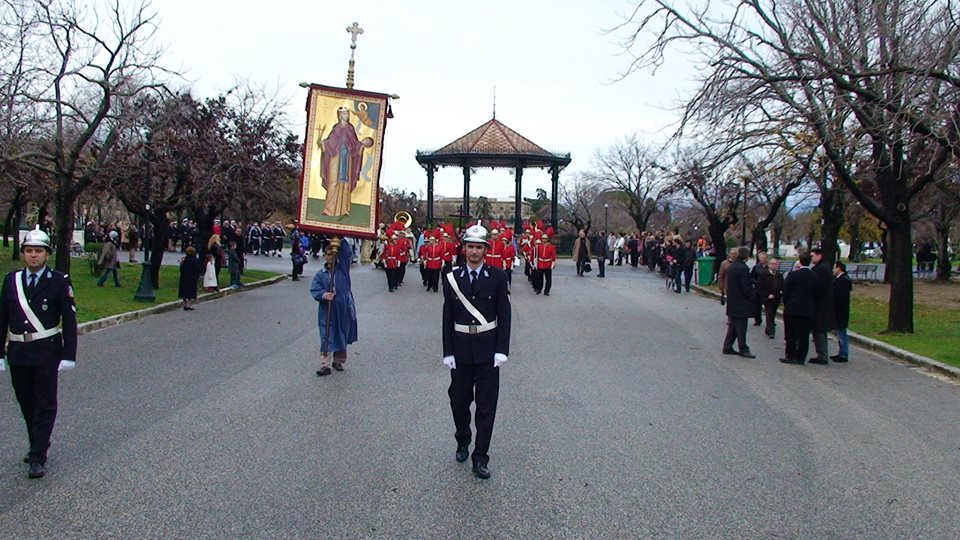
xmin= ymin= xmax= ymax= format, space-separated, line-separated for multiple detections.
xmin=0 ymin=259 xmax=957 ymax=538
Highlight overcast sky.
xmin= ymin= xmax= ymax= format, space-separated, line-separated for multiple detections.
xmin=148 ymin=0 xmax=696 ymax=201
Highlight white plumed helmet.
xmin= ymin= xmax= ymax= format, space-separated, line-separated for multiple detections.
xmin=21 ymin=225 xmax=51 ymax=252
xmin=462 ymin=224 xmax=489 ymax=246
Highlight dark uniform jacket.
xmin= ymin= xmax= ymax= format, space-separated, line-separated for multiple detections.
xmin=812 ymin=260 xmax=833 ymax=331
xmin=442 ymin=264 xmax=511 ymax=366
xmin=756 ymin=265 xmax=784 ymax=306
xmin=831 ymin=272 xmax=852 ymax=330
xmin=724 ymin=260 xmax=755 ymax=318
xmin=0 ymin=267 xmax=78 ymax=366
xmin=783 ymin=267 xmax=817 ymax=318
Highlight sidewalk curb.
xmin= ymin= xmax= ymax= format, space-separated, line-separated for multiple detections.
xmin=691 ymin=284 xmax=960 ymax=380
xmin=77 ymin=275 xmax=286 ymax=336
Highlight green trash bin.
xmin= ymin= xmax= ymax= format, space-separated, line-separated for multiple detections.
xmin=697 ymin=256 xmax=715 ymax=286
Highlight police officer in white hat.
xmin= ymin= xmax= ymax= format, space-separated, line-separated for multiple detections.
xmin=0 ymin=226 xmax=78 ymax=478
xmin=441 ymin=223 xmax=511 ymax=479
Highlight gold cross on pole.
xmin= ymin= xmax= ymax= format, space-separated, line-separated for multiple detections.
xmin=346 ymin=22 xmax=363 ymax=89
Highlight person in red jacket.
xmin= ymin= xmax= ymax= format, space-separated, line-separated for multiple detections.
xmin=534 ymin=230 xmax=556 ymax=296
xmin=397 ymin=232 xmax=411 ymax=287
xmin=440 ymin=231 xmax=456 ymax=274
xmin=424 ymin=232 xmax=444 ymax=292
xmin=500 ymin=230 xmax=516 ymax=287
xmin=379 ymin=233 xmax=402 ymax=292
xmin=418 ymin=235 xmax=430 ymax=287
xmin=484 ymin=228 xmax=503 ymax=268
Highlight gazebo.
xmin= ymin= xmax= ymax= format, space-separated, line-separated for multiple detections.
xmin=415 ymin=118 xmax=571 ymax=230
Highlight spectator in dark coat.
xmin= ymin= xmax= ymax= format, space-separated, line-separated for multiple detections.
xmin=679 ymin=240 xmax=696 ymax=292
xmin=831 ymin=262 xmax=853 ymax=362
xmin=722 ymin=247 xmax=756 ymax=358
xmin=780 ymin=252 xmax=817 ymax=365
xmin=809 ymin=248 xmax=833 ymax=364
xmin=227 ymin=240 xmax=243 ymax=288
xmin=592 ymin=230 xmax=608 ymax=278
xmin=178 ymin=247 xmax=202 ymax=310
xmin=749 ymin=252 xmax=770 ymax=326
xmin=756 ymin=256 xmax=784 ymax=338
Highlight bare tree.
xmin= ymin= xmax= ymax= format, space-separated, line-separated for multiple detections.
xmin=559 ymin=172 xmax=603 ymax=235
xmin=1 ymin=0 xmax=173 ymax=274
xmin=616 ymin=0 xmax=960 ymax=332
xmin=589 ymin=134 xmax=663 ymax=232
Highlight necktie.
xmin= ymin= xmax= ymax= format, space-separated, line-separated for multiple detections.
xmin=28 ymin=273 xmax=37 ymax=290
xmin=470 ymin=270 xmax=478 ymax=294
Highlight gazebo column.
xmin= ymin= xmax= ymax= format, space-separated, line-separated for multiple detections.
xmin=425 ymin=164 xmax=436 ymax=225
xmin=462 ymin=163 xmax=471 ymax=221
xmin=513 ymin=163 xmax=524 ymax=230
xmin=550 ymin=165 xmax=560 ymax=230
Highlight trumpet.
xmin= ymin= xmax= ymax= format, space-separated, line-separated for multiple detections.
xmin=394 ymin=211 xmax=413 ymax=228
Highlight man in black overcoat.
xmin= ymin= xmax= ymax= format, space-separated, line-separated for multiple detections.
xmin=831 ymin=261 xmax=853 ymax=362
xmin=442 ymin=223 xmax=511 ymax=479
xmin=722 ymin=247 xmax=756 ymax=358
xmin=0 ymin=227 xmax=78 ymax=478
xmin=810 ymin=248 xmax=833 ymax=364
xmin=780 ymin=252 xmax=817 ymax=365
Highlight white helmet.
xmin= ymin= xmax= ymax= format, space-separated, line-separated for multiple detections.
xmin=462 ymin=224 xmax=489 ymax=246
xmin=21 ymin=225 xmax=51 ymax=252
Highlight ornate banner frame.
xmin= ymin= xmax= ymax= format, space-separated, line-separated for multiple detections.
xmin=297 ymin=84 xmax=390 ymax=239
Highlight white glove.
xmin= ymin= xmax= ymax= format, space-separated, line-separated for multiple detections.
xmin=494 ymin=353 xmax=508 ymax=368
xmin=442 ymin=355 xmax=456 ymax=369
xmin=58 ymin=360 xmax=75 ymax=372
xmin=0 ymin=358 xmax=5 ymax=371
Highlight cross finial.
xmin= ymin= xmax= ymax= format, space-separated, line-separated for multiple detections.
xmin=347 ymin=22 xmax=364 ymax=52
xmin=493 ymin=84 xmax=497 ymax=119
xmin=345 ymin=22 xmax=364 ymax=89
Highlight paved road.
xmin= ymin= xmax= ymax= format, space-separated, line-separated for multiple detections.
xmin=0 ymin=257 xmax=958 ymax=538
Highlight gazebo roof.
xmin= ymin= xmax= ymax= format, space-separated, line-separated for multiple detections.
xmin=416 ymin=118 xmax=570 ymax=168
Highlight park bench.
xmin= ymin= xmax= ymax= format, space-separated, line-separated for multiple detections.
xmin=849 ymin=264 xmax=878 ymax=281
xmin=775 ymin=260 xmax=796 ymax=275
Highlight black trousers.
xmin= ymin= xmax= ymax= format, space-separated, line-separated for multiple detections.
xmin=399 ymin=262 xmax=407 ymax=284
xmin=385 ymin=267 xmax=399 ymax=290
xmin=682 ymin=265 xmax=694 ymax=290
xmin=505 ymin=268 xmax=512 ymax=286
xmin=449 ymin=362 xmax=499 ymax=466
xmin=723 ymin=316 xmax=749 ymax=352
xmin=533 ymin=268 xmax=552 ymax=293
xmin=425 ymin=268 xmax=440 ymax=292
xmin=10 ymin=365 xmax=59 ymax=465
xmin=764 ymin=301 xmax=780 ymax=336
xmin=420 ymin=264 xmax=427 ymax=285
xmin=784 ymin=315 xmax=812 ymax=361
xmin=596 ymin=257 xmax=605 ymax=277
xmin=630 ymin=253 xmax=639 ymax=268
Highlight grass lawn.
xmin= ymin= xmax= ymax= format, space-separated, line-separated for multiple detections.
xmin=0 ymin=255 xmax=278 ymax=323
xmin=849 ymin=297 xmax=960 ymax=369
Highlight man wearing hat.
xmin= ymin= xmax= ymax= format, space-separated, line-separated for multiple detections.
xmin=442 ymin=223 xmax=511 ymax=479
xmin=0 ymin=227 xmax=78 ymax=478
xmin=534 ymin=229 xmax=557 ymax=296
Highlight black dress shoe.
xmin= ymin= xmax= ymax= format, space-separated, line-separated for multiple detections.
xmin=28 ymin=462 xmax=45 ymax=479
xmin=544 ymin=292 xmax=550 ymax=296
xmin=808 ymin=357 xmax=829 ymax=365
xmin=456 ymin=446 xmax=469 ymax=463
xmin=472 ymin=462 xmax=491 ymax=479
xmin=738 ymin=351 xmax=756 ymax=358
xmin=332 ymin=363 xmax=344 ymax=372
xmin=22 ymin=452 xmax=30 ymax=464
xmin=779 ymin=357 xmax=804 ymax=365
xmin=316 ymin=367 xmax=332 ymax=376
xmin=832 ymin=356 xmax=848 ymax=363
xmin=722 ymin=348 xmax=738 ymax=355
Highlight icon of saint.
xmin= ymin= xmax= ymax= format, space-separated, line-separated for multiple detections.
xmin=321 ymin=106 xmax=374 ymax=216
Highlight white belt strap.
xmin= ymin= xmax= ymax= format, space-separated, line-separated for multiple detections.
xmin=454 ymin=321 xmax=498 ymax=334
xmin=12 ymin=270 xmax=61 ymax=342
xmin=445 ymin=271 xmax=493 ymax=331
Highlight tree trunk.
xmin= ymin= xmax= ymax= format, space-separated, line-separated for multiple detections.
xmin=53 ymin=195 xmax=75 ymax=274
xmin=936 ymin=222 xmax=952 ymax=281
xmin=752 ymin=225 xmax=768 ymax=253
xmin=10 ymin=198 xmax=22 ymax=262
xmin=149 ymin=211 xmax=168 ymax=289
xmin=847 ymin=210 xmax=862 ymax=262
xmin=3 ymin=201 xmax=14 ymax=248
xmin=885 ymin=218 xmax=914 ymax=333
xmin=771 ymin=221 xmax=782 ymax=258
xmin=708 ymin=216 xmax=728 ymax=276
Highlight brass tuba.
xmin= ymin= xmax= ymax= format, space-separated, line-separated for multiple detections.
xmin=394 ymin=211 xmax=413 ymax=228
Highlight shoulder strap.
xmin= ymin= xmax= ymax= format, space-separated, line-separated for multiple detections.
xmin=15 ymin=270 xmax=47 ymax=332
xmin=445 ymin=271 xmax=490 ymax=326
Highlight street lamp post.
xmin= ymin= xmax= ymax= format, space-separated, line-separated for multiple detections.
xmin=604 ymin=203 xmax=609 ymax=234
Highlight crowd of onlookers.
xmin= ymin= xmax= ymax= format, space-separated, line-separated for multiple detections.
xmin=718 ymin=247 xmax=852 ymax=365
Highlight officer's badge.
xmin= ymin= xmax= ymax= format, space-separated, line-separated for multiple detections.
xmin=41 ymin=299 xmax=48 ymax=311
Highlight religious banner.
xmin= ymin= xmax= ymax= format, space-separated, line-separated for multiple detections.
xmin=297 ymin=84 xmax=390 ymax=239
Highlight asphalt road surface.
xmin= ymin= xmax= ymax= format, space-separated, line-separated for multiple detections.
xmin=1 ymin=255 xmax=958 ymax=539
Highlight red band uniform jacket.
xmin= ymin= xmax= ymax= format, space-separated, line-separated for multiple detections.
xmin=442 ymin=264 xmax=511 ymax=366
xmin=0 ymin=268 xmax=78 ymax=366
